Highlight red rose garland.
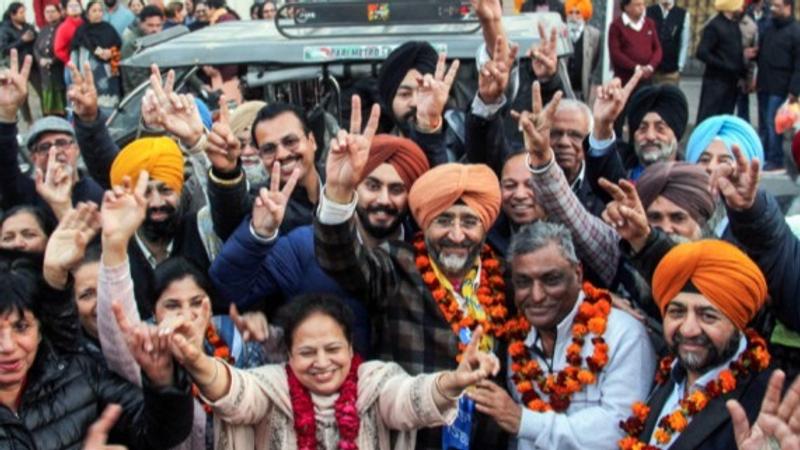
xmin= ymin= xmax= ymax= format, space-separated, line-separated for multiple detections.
xmin=287 ymin=354 xmax=363 ymax=450
xmin=618 ymin=329 xmax=771 ymax=450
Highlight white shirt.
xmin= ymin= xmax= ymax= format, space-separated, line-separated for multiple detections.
xmin=647 ymin=335 xmax=747 ymax=447
xmin=134 ymin=232 xmax=174 ymax=270
xmin=622 ymin=12 xmax=646 ymax=32
xmin=510 ymin=294 xmax=657 ymax=450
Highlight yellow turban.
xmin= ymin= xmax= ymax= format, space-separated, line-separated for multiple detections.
xmin=714 ymin=0 xmax=744 ymax=12
xmin=110 ymin=137 xmax=185 ymax=194
xmin=408 ymin=163 xmax=501 ymax=231
xmin=652 ymin=240 xmax=767 ymax=330
xmin=230 ymin=101 xmax=267 ymax=136
xmin=565 ymin=0 xmax=592 ymax=21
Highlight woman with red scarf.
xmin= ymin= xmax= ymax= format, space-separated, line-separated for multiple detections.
xmin=116 ymin=291 xmax=499 ymax=450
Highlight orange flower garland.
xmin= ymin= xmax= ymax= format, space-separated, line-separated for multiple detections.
xmin=505 ymin=282 xmax=612 ymax=413
xmin=618 ymin=329 xmax=771 ymax=450
xmin=413 ymin=234 xmax=510 ymax=361
xmin=109 ymin=47 xmax=121 ymax=76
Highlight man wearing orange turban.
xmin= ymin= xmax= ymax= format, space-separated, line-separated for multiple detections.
xmin=316 ymin=127 xmax=509 ymax=448
xmin=633 ymin=239 xmax=773 ymax=450
xmin=355 ymin=134 xmax=429 ymax=246
xmin=110 ymin=136 xmax=184 ymax=194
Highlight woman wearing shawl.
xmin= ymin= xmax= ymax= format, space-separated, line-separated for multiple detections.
xmin=34 ymin=2 xmax=66 ymax=116
xmin=71 ymin=0 xmax=121 ymax=115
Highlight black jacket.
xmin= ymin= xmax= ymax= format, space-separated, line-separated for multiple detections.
xmin=640 ymin=367 xmax=773 ymax=450
xmin=0 ymin=276 xmax=193 ymax=449
xmin=757 ymin=17 xmax=800 ymax=96
xmin=696 ymin=13 xmax=745 ymax=81
xmin=0 ymin=20 xmax=35 ymax=60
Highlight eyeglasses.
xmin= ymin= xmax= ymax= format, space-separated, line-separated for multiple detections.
xmin=258 ymin=134 xmax=301 ymax=156
xmin=32 ymin=138 xmax=74 ymax=154
xmin=549 ymin=129 xmax=585 ymax=143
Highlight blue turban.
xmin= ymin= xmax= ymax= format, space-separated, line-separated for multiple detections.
xmin=685 ymin=115 xmax=764 ymax=164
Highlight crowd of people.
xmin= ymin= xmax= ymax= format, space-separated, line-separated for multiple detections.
xmin=1 ymin=0 xmax=800 ymax=449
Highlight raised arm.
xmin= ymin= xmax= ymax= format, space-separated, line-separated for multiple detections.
xmin=513 ymin=82 xmax=620 ymax=287
xmin=0 ymin=49 xmax=34 ymax=209
xmin=315 ymin=95 xmax=401 ymax=305
xmin=96 ymin=171 xmax=150 ymax=385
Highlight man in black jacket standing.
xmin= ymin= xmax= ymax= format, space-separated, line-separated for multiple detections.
xmin=757 ymin=0 xmax=800 ymax=171
xmin=695 ymin=0 xmax=746 ymax=123
xmin=647 ymin=0 xmax=690 ymax=86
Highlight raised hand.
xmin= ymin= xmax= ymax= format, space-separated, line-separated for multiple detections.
xmin=438 ymin=327 xmax=500 ymax=398
xmin=205 ymin=96 xmax=241 ymax=175
xmin=709 ymin=145 xmax=761 ymax=212
xmin=510 ymin=81 xmax=563 ymax=163
xmin=530 ymin=23 xmax=558 ymax=81
xmin=82 ymin=405 xmax=126 ymax=450
xmin=142 ymin=64 xmax=205 ymax=146
xmin=415 ymin=53 xmax=460 ymax=131
xmin=230 ymin=304 xmax=270 ymax=342
xmin=0 ymin=49 xmax=32 ymax=122
xmin=112 ymin=301 xmax=175 ymax=387
xmin=478 ymin=34 xmax=519 ymax=104
xmin=43 ymin=202 xmax=101 ymax=289
xmin=67 ymin=61 xmax=98 ymax=122
xmin=325 ymin=95 xmax=381 ymax=203
xmin=251 ymin=162 xmax=300 ymax=238
xmin=593 ymin=67 xmax=644 ymax=139
xmin=35 ymin=148 xmax=76 ymax=221
xmin=101 ymin=171 xmax=149 ymax=249
xmin=471 ymin=0 xmax=502 ymax=22
xmin=599 ymin=177 xmax=650 ymax=252
xmin=728 ymin=370 xmax=800 ymax=450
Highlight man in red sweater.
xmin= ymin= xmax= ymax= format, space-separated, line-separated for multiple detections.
xmin=608 ymin=0 xmax=662 ymax=86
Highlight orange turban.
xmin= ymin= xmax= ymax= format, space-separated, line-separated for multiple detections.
xmin=652 ymin=240 xmax=767 ymax=330
xmin=110 ymin=137 xmax=185 ymax=194
xmin=408 ymin=163 xmax=501 ymax=231
xmin=360 ymin=134 xmax=430 ymax=188
xmin=565 ymin=0 xmax=592 ymax=20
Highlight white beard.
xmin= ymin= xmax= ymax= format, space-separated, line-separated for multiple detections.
xmin=567 ymin=19 xmax=585 ymax=43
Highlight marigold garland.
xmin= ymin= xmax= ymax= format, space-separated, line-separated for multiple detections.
xmin=413 ymin=234 xmax=511 ymax=361
xmin=505 ymin=282 xmax=612 ymax=413
xmin=618 ymin=329 xmax=770 ymax=450
xmin=109 ymin=47 xmax=121 ymax=76
xmin=192 ymin=323 xmax=236 ymax=414
xmin=287 ymin=354 xmax=363 ymax=450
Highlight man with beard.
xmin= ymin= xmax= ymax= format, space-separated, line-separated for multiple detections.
xmin=230 ymin=101 xmax=269 ymax=188
xmin=602 ymin=145 xmax=800 ymax=374
xmin=314 ymin=107 xmax=509 ymax=448
xmin=469 ymin=221 xmax=655 ymax=450
xmin=647 ymin=0 xmax=690 ymax=86
xmin=0 ymin=50 xmax=103 ymax=220
xmin=621 ymin=239 xmax=772 ymax=450
xmin=564 ymin=0 xmax=601 ymax=102
xmin=695 ymin=0 xmax=747 ymax=123
xmin=589 ymin=83 xmax=688 ymax=180
xmin=102 ymin=0 xmax=135 ymax=38
xmin=209 ymin=131 xmax=429 ymax=355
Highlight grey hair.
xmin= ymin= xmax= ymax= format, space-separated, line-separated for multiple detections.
xmin=509 ymin=221 xmax=579 ymax=265
xmin=556 ymin=99 xmax=594 ymax=135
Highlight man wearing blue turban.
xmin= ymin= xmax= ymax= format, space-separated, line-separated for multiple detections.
xmin=685 ymin=114 xmax=764 ymax=174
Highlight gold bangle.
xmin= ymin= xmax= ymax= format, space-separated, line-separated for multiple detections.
xmin=208 ymin=168 xmax=244 ymax=187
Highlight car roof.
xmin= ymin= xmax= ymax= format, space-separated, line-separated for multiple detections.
xmin=121 ymin=13 xmax=570 ymax=69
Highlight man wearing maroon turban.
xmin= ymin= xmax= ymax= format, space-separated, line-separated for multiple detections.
xmin=630 ymin=240 xmax=774 ymax=450
xmin=315 ymin=119 xmax=508 ymax=449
